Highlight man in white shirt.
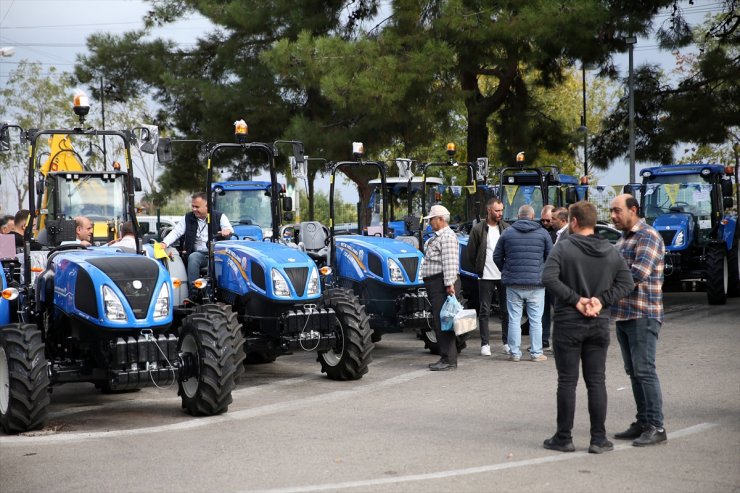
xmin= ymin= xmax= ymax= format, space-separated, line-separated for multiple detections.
xmin=161 ymin=192 xmax=233 ymax=301
xmin=552 ymin=207 xmax=570 ymax=244
xmin=466 ymin=198 xmax=509 ymax=356
xmin=107 ymin=221 xmax=137 ymax=252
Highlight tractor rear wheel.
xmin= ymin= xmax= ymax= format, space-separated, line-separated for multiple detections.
xmin=177 ymin=308 xmax=237 ymax=415
xmin=0 ymin=324 xmax=50 ymax=434
xmin=318 ymin=288 xmax=373 ymax=380
xmin=727 ymin=240 xmax=739 ymax=298
xmin=706 ymin=244 xmax=728 ymax=305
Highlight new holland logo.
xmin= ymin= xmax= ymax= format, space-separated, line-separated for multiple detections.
xmin=132 ymin=280 xmax=142 ymax=290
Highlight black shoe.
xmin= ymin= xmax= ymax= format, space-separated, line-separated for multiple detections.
xmin=543 ymin=436 xmax=575 ymax=453
xmin=588 ymin=440 xmax=614 ymax=454
xmin=614 ymin=422 xmax=648 ymax=440
xmin=428 ymin=358 xmax=445 ymax=368
xmin=543 ymin=341 xmax=550 ymax=349
xmin=632 ymin=425 xmax=667 ymax=447
xmin=429 ymin=361 xmax=457 ymax=371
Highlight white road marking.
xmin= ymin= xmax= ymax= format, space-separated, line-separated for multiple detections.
xmin=0 ymin=366 xmax=436 ymax=446
xmin=242 ymin=423 xmax=717 ymax=493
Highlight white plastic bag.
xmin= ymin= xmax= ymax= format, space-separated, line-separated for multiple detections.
xmin=453 ymin=309 xmax=478 ymax=335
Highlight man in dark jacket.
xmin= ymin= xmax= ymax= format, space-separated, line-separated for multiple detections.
xmin=467 ymin=198 xmax=509 ymax=356
xmin=493 ymin=204 xmax=552 ymax=362
xmin=541 ymin=201 xmax=634 ymax=454
xmin=162 ymin=192 xmax=233 ymax=301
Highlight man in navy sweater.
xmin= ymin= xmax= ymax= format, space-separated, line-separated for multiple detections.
xmin=493 ymin=204 xmax=552 ymax=362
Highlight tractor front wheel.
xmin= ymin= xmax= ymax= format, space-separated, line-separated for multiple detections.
xmin=318 ymin=288 xmax=373 ymax=380
xmin=420 ymin=326 xmax=440 ymax=355
xmin=177 ymin=309 xmax=237 ymax=415
xmin=0 ymin=324 xmax=50 ymax=434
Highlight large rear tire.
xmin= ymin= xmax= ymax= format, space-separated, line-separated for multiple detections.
xmin=727 ymin=239 xmax=739 ymax=298
xmin=318 ymin=288 xmax=373 ymax=380
xmin=706 ymin=244 xmax=728 ymax=305
xmin=0 ymin=324 xmax=50 ymax=434
xmin=177 ymin=309 xmax=237 ymax=415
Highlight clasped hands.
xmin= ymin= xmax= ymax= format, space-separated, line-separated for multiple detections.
xmin=576 ymin=297 xmax=602 ymax=317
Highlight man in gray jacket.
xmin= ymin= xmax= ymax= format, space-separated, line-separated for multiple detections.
xmin=467 ymin=198 xmax=509 ymax=356
xmin=541 ymin=201 xmax=634 ymax=454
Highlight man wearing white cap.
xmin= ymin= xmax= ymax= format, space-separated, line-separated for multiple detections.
xmin=420 ymin=204 xmax=461 ymax=371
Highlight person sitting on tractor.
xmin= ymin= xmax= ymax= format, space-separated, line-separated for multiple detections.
xmin=60 ymin=216 xmax=94 ymax=247
xmin=161 ymin=192 xmax=233 ymax=301
xmin=106 ymin=221 xmax=137 ymax=252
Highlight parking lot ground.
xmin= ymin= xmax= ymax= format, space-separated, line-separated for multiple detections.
xmin=1 ymin=291 xmax=739 ymax=493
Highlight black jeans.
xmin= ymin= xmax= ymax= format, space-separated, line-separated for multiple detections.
xmin=424 ymin=274 xmax=459 ymax=365
xmin=542 ymin=290 xmax=552 ymax=345
xmin=478 ymin=279 xmax=508 ymax=346
xmin=553 ymin=318 xmax=610 ymax=443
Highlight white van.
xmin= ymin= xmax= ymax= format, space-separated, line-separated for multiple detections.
xmin=137 ymin=215 xmax=181 ymax=239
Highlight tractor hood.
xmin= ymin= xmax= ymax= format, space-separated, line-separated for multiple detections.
xmin=653 ymin=213 xmax=694 ymax=251
xmin=44 ymin=249 xmax=172 ymax=328
xmin=334 ymin=235 xmax=423 ymax=286
xmin=214 ymin=240 xmax=321 ymax=300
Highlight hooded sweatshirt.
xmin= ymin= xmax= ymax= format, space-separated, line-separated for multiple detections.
xmin=493 ymin=219 xmax=552 ymax=287
xmin=542 ymin=233 xmax=634 ymax=323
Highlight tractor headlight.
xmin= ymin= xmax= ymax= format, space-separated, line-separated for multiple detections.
xmin=674 ymin=230 xmax=684 ymax=247
xmin=153 ymin=283 xmax=170 ymax=320
xmin=388 ymin=258 xmax=405 ymax=283
xmin=307 ymin=267 xmax=320 ymax=296
xmin=271 ymin=268 xmax=291 ymax=297
xmin=102 ymin=285 xmax=127 ymax=322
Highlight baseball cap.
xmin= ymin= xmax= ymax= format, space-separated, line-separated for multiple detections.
xmin=423 ymin=204 xmax=450 ymax=220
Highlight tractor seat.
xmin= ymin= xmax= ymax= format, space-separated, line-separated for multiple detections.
xmin=298 ymin=221 xmax=329 ymax=261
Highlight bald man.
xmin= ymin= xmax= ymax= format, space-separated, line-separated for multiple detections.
xmin=609 ymin=194 xmax=667 ymax=447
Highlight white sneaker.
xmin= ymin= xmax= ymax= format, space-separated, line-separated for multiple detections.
xmin=501 ymin=344 xmax=511 ymax=354
xmin=480 ymin=344 xmax=491 ymax=356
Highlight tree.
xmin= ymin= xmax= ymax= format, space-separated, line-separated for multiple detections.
xmin=590 ymin=7 xmax=740 ymax=168
xmin=0 ymin=61 xmax=77 ymax=212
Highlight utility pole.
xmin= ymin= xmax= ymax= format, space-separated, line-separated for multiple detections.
xmin=626 ymin=36 xmax=637 ymax=183
xmin=582 ymin=65 xmax=588 ymax=178
xmin=100 ymin=76 xmax=108 ymax=166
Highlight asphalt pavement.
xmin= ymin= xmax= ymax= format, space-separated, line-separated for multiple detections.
xmin=1 ymin=291 xmax=738 ymax=493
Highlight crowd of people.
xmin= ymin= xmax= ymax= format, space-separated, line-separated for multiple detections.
xmin=3 ymin=192 xmax=667 ymax=452
xmin=425 ymin=195 xmax=667 ymax=453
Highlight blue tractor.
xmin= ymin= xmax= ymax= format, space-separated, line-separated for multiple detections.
xmin=0 ymin=111 xmax=238 ymax=434
xmin=634 ymin=164 xmax=739 ymax=304
xmin=312 ymin=146 xmax=436 ymax=352
xmin=157 ymin=123 xmax=373 ymax=380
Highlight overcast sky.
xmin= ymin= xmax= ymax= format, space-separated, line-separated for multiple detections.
xmin=0 ymin=0 xmax=725 ymax=202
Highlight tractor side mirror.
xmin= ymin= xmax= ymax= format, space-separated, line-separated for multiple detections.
xmin=157 ymin=138 xmax=173 ymax=164
xmin=283 ymin=211 xmax=294 ymax=222
xmin=721 ymin=179 xmax=733 ymax=199
xmin=292 ymin=142 xmax=305 ymax=166
xmin=565 ymin=187 xmax=577 ymax=205
xmin=134 ymin=177 xmax=142 ymax=192
xmin=723 ymin=197 xmax=734 ymax=209
xmin=0 ymin=125 xmax=9 ymax=153
xmin=36 ymin=180 xmax=45 ymax=196
xmin=282 ymin=196 xmax=293 ymax=212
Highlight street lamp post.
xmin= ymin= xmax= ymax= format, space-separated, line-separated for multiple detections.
xmin=582 ymin=65 xmax=588 ymax=178
xmin=625 ymin=35 xmax=637 ymax=183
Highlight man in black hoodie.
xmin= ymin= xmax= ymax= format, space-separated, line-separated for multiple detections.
xmin=541 ymin=201 xmax=634 ymax=454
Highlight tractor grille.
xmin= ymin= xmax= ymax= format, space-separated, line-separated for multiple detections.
xmin=87 ymin=257 xmax=159 ymax=319
xmin=658 ymin=230 xmax=676 ymax=246
xmin=399 ymin=257 xmax=419 ymax=282
xmin=284 ymin=267 xmax=308 ymax=297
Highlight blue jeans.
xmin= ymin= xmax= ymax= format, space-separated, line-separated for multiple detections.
xmin=506 ymin=286 xmax=545 ymax=358
xmin=616 ymin=318 xmax=664 ymax=427
xmin=187 ymin=251 xmax=209 ymax=297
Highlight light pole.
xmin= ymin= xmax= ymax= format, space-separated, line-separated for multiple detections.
xmin=625 ymin=35 xmax=637 ymax=183
xmin=99 ymin=76 xmax=108 ymax=164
